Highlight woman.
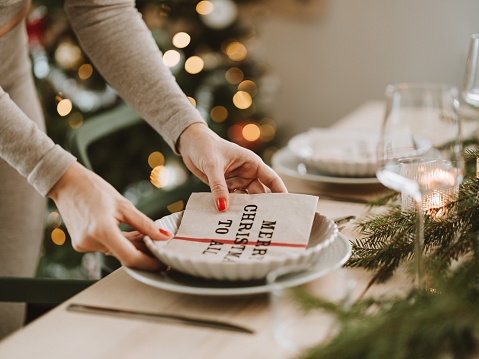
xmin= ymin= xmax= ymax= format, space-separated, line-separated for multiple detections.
xmin=0 ymin=0 xmax=287 ymax=338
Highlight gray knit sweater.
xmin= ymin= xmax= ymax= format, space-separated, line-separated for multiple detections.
xmin=0 ymin=0 xmax=205 ymax=196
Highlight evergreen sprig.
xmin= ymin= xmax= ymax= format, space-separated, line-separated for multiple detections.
xmin=346 ymin=176 xmax=479 ymax=290
xmin=299 ymin=259 xmax=479 ymax=359
xmin=296 ymin=139 xmax=479 ymax=359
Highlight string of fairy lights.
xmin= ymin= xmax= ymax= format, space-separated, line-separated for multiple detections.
xmin=35 ymin=0 xmax=280 ymax=250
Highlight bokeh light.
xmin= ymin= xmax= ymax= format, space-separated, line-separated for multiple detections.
xmin=210 ymin=105 xmax=228 ymax=123
xmin=187 ymin=96 xmax=196 ymax=106
xmin=260 ymin=124 xmax=276 ymax=142
xmin=227 ymin=124 xmax=243 ymax=142
xmin=55 ymin=41 xmax=82 ymax=70
xmin=148 ymin=151 xmax=165 ymax=168
xmin=226 ymin=42 xmax=247 ymax=61
xmin=78 ymin=64 xmax=93 ymax=80
xmin=242 ymin=123 xmax=261 ymax=142
xmin=163 ymin=50 xmax=181 ymax=67
xmin=185 ymin=56 xmax=204 ymax=74
xmin=196 ymin=1 xmax=213 ymax=15
xmin=172 ymin=32 xmax=191 ymax=48
xmin=167 ymin=200 xmax=184 ymax=213
xmin=233 ymin=91 xmax=252 ymax=109
xmin=150 ymin=166 xmax=170 ymax=188
xmin=47 ymin=212 xmax=62 ymax=228
xmin=225 ymin=67 xmax=244 ymax=84
xmin=260 ymin=118 xmax=277 ymax=142
xmin=51 ymin=228 xmax=66 ymax=245
xmin=238 ymin=80 xmax=257 ymax=96
xmin=57 ymin=99 xmax=73 ymax=116
xmin=68 ymin=112 xmax=83 ymax=129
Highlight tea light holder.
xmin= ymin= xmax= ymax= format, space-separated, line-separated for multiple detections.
xmin=400 ymin=160 xmax=459 ymax=217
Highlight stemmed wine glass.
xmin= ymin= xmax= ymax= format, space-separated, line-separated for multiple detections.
xmin=463 ymin=34 xmax=479 ymax=176
xmin=376 ymin=83 xmax=464 ymax=288
xmin=463 ymin=34 xmax=479 ymax=108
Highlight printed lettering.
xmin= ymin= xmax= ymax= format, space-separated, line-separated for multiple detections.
xmin=202 ymin=240 xmax=224 ymax=255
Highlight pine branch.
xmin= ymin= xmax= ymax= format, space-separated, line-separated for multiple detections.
xmin=346 ymin=176 xmax=479 ymax=287
xmin=299 ymin=260 xmax=479 ymax=359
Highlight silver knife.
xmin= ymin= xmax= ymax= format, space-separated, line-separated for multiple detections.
xmin=67 ymin=303 xmax=254 ymax=334
xmin=333 ymin=215 xmax=356 ymax=226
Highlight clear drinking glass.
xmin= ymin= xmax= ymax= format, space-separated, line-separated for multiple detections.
xmin=463 ymin=34 xmax=479 ymax=108
xmin=376 ymin=83 xmax=463 ymax=287
xmin=267 ymin=266 xmax=355 ymax=354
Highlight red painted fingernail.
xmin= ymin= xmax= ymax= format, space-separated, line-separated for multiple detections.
xmin=159 ymin=228 xmax=172 ymax=237
xmin=216 ymin=198 xmax=227 ymax=211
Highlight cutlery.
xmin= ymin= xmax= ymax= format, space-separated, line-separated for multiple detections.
xmin=67 ymin=303 xmax=254 ymax=334
xmin=333 ymin=215 xmax=356 ymax=226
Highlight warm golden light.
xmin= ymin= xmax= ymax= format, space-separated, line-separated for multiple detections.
xmin=185 ymin=56 xmax=204 ymax=74
xmin=148 ymin=151 xmax=165 ymax=168
xmin=163 ymin=50 xmax=181 ymax=67
xmin=78 ymin=64 xmax=93 ymax=80
xmin=260 ymin=124 xmax=276 ymax=142
xmin=226 ymin=42 xmax=247 ymax=61
xmin=401 ymin=163 xmax=459 ymax=218
xmin=51 ymin=228 xmax=66 ymax=245
xmin=233 ymin=91 xmax=252 ymax=109
xmin=242 ymin=123 xmax=261 ymax=142
xmin=238 ymin=80 xmax=257 ymax=96
xmin=150 ymin=166 xmax=170 ymax=188
xmin=259 ymin=117 xmax=277 ymax=128
xmin=68 ymin=112 xmax=83 ymax=129
xmin=55 ymin=42 xmax=82 ymax=70
xmin=210 ymin=105 xmax=228 ymax=123
xmin=225 ymin=67 xmax=244 ymax=84
xmin=187 ymin=96 xmax=196 ymax=106
xmin=167 ymin=200 xmax=184 ymax=213
xmin=172 ymin=32 xmax=191 ymax=48
xmin=196 ymin=1 xmax=213 ymax=15
xmin=57 ymin=99 xmax=73 ymax=116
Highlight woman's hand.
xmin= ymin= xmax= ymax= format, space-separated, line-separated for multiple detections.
xmin=47 ymin=162 xmax=170 ymax=271
xmin=177 ymin=123 xmax=288 ymax=211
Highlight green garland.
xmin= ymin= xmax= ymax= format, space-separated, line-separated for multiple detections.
xmin=296 ymin=146 xmax=479 ymax=359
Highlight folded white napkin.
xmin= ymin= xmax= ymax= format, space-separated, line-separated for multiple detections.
xmin=163 ymin=192 xmax=318 ymax=263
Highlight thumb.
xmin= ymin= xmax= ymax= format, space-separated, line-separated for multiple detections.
xmin=205 ymin=167 xmax=229 ymax=212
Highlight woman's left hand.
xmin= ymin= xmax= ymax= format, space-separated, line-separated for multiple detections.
xmin=177 ymin=123 xmax=288 ymax=211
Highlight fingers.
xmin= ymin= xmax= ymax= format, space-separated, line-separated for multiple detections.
xmin=246 ymin=179 xmax=267 ymax=194
xmin=204 ymin=165 xmax=230 ymax=212
xmin=102 ymin=227 xmax=164 ymax=271
xmin=257 ymin=163 xmax=288 ymax=193
xmin=121 ymin=202 xmax=172 ymax=242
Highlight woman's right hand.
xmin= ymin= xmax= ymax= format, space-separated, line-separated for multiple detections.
xmin=47 ymin=162 xmax=170 ymax=271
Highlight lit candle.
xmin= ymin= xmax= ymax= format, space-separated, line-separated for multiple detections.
xmin=400 ymin=160 xmax=458 ymax=217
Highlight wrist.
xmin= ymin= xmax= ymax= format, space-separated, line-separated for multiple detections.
xmin=177 ymin=122 xmax=211 ymax=155
xmin=46 ymin=161 xmax=80 ymax=201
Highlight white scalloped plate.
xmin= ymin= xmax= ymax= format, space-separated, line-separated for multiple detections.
xmin=123 ymin=232 xmax=351 ymax=296
xmin=141 ymin=211 xmax=338 ymax=281
xmin=273 ymin=147 xmax=380 ymax=185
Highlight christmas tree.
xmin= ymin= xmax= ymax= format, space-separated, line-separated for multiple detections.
xmin=27 ymin=0 xmax=282 ymax=279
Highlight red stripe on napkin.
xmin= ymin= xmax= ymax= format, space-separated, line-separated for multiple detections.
xmin=172 ymin=236 xmax=307 ymax=248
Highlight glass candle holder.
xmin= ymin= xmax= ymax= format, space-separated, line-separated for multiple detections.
xmin=400 ymin=159 xmax=459 ymax=217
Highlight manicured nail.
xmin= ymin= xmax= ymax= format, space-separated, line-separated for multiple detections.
xmin=159 ymin=228 xmax=172 ymax=237
xmin=216 ymin=198 xmax=227 ymax=211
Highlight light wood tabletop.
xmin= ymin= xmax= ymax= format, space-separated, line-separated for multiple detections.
xmin=0 ymin=101 xmax=412 ymax=358
xmin=0 ymin=199 xmax=412 ymax=359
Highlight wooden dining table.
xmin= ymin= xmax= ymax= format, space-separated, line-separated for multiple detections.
xmin=0 ymin=102 xmax=412 ymax=359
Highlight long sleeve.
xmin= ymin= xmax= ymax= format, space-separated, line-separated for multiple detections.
xmin=64 ymin=0 xmax=206 ymax=153
xmin=0 ymin=86 xmax=76 ymax=196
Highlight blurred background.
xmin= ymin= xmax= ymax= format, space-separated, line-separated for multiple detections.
xmin=27 ymin=0 xmax=479 ymax=279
